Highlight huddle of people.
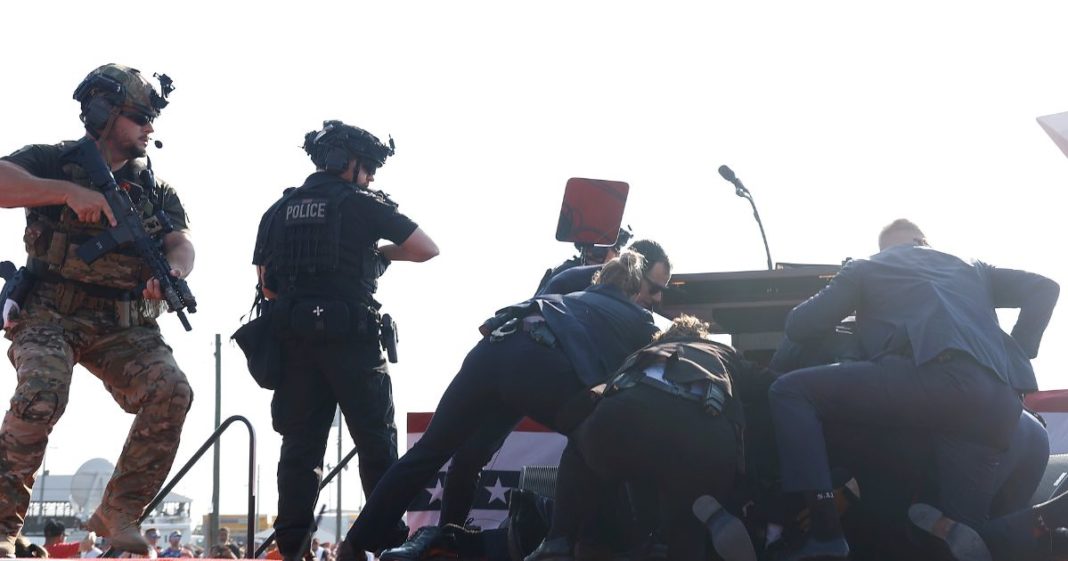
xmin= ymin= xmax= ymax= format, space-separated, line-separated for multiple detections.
xmin=0 ymin=62 xmax=1061 ymax=561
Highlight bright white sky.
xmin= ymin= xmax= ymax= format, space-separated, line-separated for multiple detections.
xmin=2 ymin=0 xmax=1066 ymax=533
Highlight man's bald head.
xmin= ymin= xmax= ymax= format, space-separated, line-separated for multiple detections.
xmin=878 ymin=219 xmax=928 ymax=251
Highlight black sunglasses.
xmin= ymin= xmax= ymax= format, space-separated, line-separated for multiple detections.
xmin=122 ymin=111 xmax=155 ymax=126
xmin=644 ymin=275 xmax=669 ymax=295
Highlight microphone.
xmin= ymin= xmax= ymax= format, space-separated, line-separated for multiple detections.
xmin=153 ymin=140 xmax=163 ymax=149
xmin=718 ymin=165 xmax=748 ymax=197
xmin=717 ymin=164 xmax=773 ymax=270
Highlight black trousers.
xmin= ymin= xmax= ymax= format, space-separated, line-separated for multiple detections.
xmin=272 ymin=336 xmax=397 ymax=556
xmin=440 ymin=420 xmax=515 ymax=526
xmin=769 ymin=353 xmax=1021 ymax=527
xmin=346 ymin=333 xmax=584 ymax=552
xmin=551 ymin=384 xmax=739 ymax=561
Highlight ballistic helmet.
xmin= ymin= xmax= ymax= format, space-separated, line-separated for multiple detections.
xmin=303 ymin=120 xmax=395 ymax=173
xmin=73 ymin=63 xmax=173 ymax=130
xmin=574 ymin=225 xmax=634 ymax=253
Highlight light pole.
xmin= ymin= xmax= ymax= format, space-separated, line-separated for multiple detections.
xmin=335 ymin=406 xmax=343 ymax=542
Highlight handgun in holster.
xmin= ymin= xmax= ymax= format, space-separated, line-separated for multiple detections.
xmin=380 ymin=313 xmax=399 ymax=363
xmin=0 ymin=261 xmax=35 ymax=308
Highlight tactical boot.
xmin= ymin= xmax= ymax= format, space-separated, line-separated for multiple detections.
xmin=14 ymin=535 xmax=48 ymax=558
xmin=381 ymin=526 xmax=457 ymax=561
xmin=336 ymin=540 xmax=360 ymax=561
xmin=692 ymin=495 xmax=757 ymax=561
xmin=87 ymin=509 xmax=150 ymax=554
xmin=385 ymin=521 xmax=414 ymax=551
xmin=908 ymin=503 xmax=992 ymax=561
xmin=1052 ymin=528 xmax=1068 ymax=557
xmin=524 ymin=537 xmax=574 ymax=561
xmin=0 ymin=534 xmax=14 ymax=559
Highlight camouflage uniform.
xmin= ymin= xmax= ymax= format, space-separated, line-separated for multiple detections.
xmin=0 ymin=282 xmax=192 ymax=536
xmin=0 ymin=64 xmax=192 ymax=554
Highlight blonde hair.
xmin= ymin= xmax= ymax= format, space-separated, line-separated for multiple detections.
xmin=592 ymin=250 xmax=645 ymax=297
xmin=654 ymin=314 xmax=711 ymax=342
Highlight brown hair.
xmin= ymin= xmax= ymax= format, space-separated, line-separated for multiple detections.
xmin=654 ymin=314 xmax=711 ymax=342
xmin=592 ymin=250 xmax=645 ymax=296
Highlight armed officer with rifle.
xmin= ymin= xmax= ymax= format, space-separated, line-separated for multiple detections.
xmin=251 ymin=120 xmax=438 ymax=560
xmin=0 ymin=63 xmax=195 ymax=556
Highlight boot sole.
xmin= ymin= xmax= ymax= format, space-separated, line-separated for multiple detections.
xmin=692 ymin=495 xmax=757 ymax=561
xmin=908 ymin=503 xmax=991 ymax=561
xmin=86 ymin=510 xmax=150 ymax=554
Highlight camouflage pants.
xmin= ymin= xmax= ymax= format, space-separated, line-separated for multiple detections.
xmin=0 ymin=283 xmax=193 ymax=535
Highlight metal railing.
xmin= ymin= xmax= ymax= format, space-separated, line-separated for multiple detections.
xmin=104 ymin=415 xmax=257 ymax=558
xmin=254 ymin=446 xmax=359 ymax=558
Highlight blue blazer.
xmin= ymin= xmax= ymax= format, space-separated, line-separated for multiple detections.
xmin=536 ymin=284 xmax=660 ymax=387
xmin=540 ymin=264 xmax=601 ymax=295
xmin=785 ymin=245 xmax=1059 ymax=392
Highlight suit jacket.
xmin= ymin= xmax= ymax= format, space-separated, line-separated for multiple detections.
xmin=540 ymin=264 xmax=601 ymax=295
xmin=536 ymin=284 xmax=660 ymax=386
xmin=785 ymin=245 xmax=1059 ymax=392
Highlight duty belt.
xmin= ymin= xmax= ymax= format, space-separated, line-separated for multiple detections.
xmin=31 ymin=276 xmax=153 ymax=328
xmin=32 ymin=271 xmax=137 ymax=301
xmin=490 ymin=317 xmax=557 ymax=348
xmin=607 ymin=370 xmax=728 ymax=416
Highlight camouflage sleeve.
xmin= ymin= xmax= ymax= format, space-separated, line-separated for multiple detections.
xmin=1 ymin=144 xmax=63 ymax=179
xmin=154 ymin=178 xmax=190 ymax=231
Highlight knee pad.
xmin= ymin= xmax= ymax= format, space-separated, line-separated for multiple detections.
xmin=12 ymin=378 xmax=67 ymax=425
xmin=150 ymin=367 xmax=194 ymax=417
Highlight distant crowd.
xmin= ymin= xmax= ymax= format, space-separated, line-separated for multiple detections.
xmin=32 ymin=519 xmax=336 ymax=559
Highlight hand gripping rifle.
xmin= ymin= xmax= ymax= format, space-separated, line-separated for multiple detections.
xmin=65 ymin=138 xmax=197 ymax=331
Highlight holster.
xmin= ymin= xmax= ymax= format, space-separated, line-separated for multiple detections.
xmin=0 ymin=264 xmax=36 ymax=309
xmin=380 ymin=313 xmax=398 ymax=363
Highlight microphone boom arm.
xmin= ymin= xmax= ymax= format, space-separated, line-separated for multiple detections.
xmin=741 ymin=189 xmax=773 ymax=271
xmin=719 ymin=165 xmax=773 ymax=270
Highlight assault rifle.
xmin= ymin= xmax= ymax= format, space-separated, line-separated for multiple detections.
xmin=65 ymin=138 xmax=197 ymax=331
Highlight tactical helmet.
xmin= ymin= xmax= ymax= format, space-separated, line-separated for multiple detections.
xmin=575 ymin=225 xmax=634 ymax=265
xmin=303 ymin=120 xmax=395 ymax=173
xmin=574 ymin=225 xmax=634 ymax=252
xmin=73 ymin=63 xmax=172 ymax=127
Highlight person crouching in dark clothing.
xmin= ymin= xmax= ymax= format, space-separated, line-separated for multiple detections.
xmin=339 ymin=251 xmax=660 ymax=558
xmin=527 ymin=315 xmax=773 ymax=561
xmin=768 ymin=219 xmax=1058 ymax=561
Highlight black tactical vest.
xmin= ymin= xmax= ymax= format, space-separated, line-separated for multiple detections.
xmin=261 ymin=179 xmax=384 ymax=300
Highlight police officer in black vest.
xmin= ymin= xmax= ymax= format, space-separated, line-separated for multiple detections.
xmin=252 ymin=120 xmax=439 ymax=560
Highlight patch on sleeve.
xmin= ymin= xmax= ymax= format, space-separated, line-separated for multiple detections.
xmin=284 ymin=198 xmax=329 ymax=225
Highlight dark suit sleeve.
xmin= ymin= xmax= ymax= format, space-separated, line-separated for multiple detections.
xmin=979 ymin=262 xmax=1060 ymax=359
xmin=784 ymin=260 xmax=861 ymax=343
